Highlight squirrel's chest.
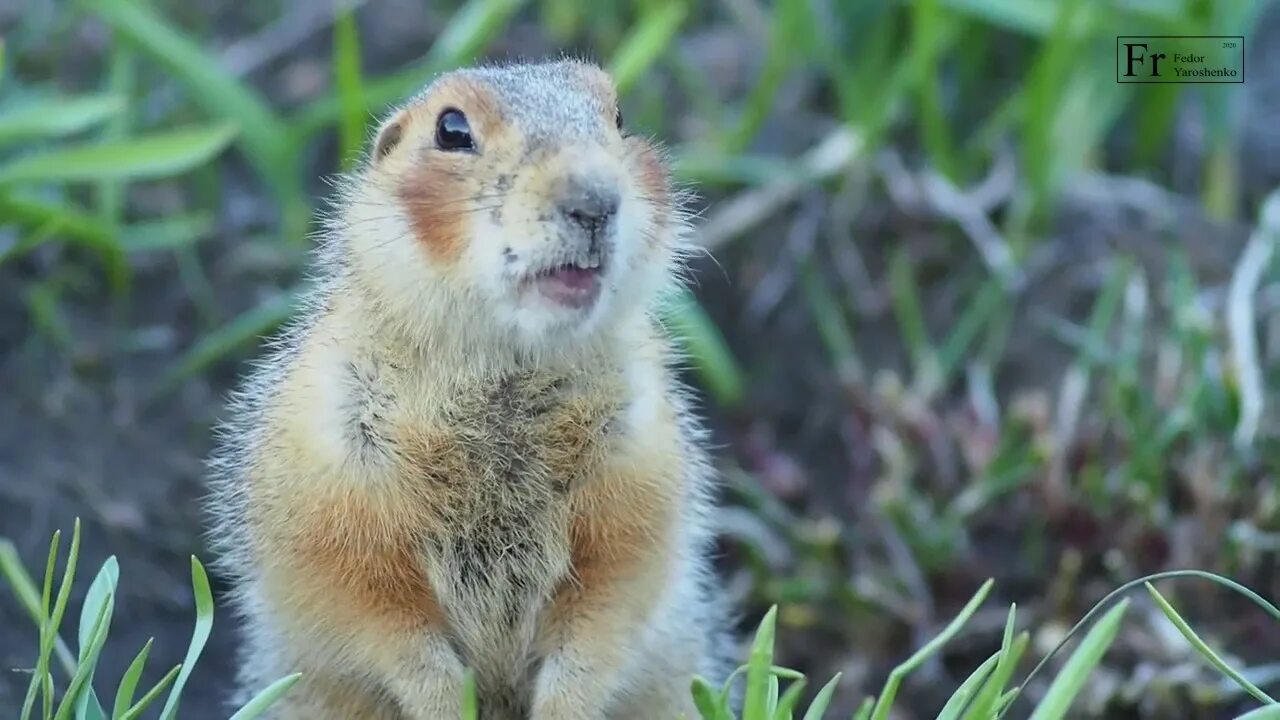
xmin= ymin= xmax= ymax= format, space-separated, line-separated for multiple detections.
xmin=374 ymin=371 xmax=617 ymax=592
xmin=384 ymin=372 xmax=618 ymax=514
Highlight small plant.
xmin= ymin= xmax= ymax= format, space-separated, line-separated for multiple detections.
xmin=682 ymin=573 xmax=1280 ymax=720
xmin=0 ymin=520 xmax=299 ymax=720
xmin=0 ymin=91 xmax=238 ymax=290
xmin=5 ymin=525 xmax=1280 ymax=719
xmin=0 ymin=75 xmax=239 ymax=359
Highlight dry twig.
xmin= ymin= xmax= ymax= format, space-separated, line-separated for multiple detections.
xmin=695 ymin=126 xmax=864 ymax=251
xmin=1228 ymin=189 xmax=1280 ymax=450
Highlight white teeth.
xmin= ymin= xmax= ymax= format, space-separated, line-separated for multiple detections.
xmin=571 ymin=256 xmax=601 ymax=270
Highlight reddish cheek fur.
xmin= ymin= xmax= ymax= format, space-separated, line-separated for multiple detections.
xmin=631 ymin=140 xmax=673 ymax=241
xmin=397 ymin=161 xmax=472 ymax=266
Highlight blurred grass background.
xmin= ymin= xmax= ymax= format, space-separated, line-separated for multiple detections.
xmin=2 ymin=0 xmax=1280 ymax=717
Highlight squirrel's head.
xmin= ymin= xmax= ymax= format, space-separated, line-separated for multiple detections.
xmin=336 ymin=59 xmax=688 ymax=357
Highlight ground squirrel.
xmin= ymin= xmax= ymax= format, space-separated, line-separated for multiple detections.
xmin=206 ymin=59 xmax=739 ymax=719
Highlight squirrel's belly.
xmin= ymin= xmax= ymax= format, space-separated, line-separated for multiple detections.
xmin=424 ymin=488 xmax=573 ymax=678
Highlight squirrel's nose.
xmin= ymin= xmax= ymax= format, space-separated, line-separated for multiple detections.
xmin=557 ymin=177 xmax=620 ymax=238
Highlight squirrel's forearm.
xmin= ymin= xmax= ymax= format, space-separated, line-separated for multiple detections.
xmin=531 ymin=474 xmax=679 ymax=719
xmin=378 ymin=633 xmax=469 ymax=720
xmin=532 ymin=553 xmax=671 ymax=719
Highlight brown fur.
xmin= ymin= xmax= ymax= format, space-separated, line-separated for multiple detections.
xmin=397 ymin=150 xmax=472 ymax=264
xmin=266 ymin=491 xmax=442 ymax=627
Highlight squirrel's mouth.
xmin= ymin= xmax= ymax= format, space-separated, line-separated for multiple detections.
xmin=531 ymin=260 xmax=603 ymax=310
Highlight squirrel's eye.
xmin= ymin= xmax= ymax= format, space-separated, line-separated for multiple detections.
xmin=615 ymin=108 xmax=624 ymax=132
xmin=435 ymin=108 xmax=474 ymax=152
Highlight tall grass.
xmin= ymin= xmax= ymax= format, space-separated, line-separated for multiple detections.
xmin=0 ymin=521 xmax=299 ymax=720
xmin=4 ymin=0 xmax=1264 ymax=404
xmin=4 ymin=523 xmax=1280 ymax=718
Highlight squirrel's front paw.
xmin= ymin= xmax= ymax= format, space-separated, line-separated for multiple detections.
xmin=530 ymin=700 xmax=594 ymax=720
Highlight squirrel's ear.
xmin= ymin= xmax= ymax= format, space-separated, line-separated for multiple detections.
xmin=373 ymin=116 xmax=406 ymax=160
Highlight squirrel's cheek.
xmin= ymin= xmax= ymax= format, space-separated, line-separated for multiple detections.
xmin=630 ymin=143 xmax=673 ymax=233
xmin=396 ymin=163 xmax=475 ymax=267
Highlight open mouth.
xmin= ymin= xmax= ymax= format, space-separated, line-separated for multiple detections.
xmin=531 ymin=257 xmax=603 ymax=309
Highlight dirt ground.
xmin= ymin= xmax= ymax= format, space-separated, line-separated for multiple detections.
xmin=5 ymin=2 xmax=1280 ymax=719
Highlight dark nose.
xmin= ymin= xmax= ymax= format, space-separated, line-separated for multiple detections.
xmin=557 ymin=178 xmax=620 ymax=239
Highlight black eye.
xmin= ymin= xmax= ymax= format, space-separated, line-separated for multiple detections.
xmin=435 ymin=108 xmax=474 ymax=151
xmin=615 ymin=108 xmax=624 ymax=132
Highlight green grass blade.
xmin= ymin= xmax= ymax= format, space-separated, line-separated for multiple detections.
xmin=460 ymin=669 xmax=478 ymax=720
xmin=3 ymin=210 xmax=88 ymax=267
xmin=0 ymin=195 xmax=120 ymax=264
xmin=768 ymin=676 xmax=798 ymax=712
xmin=26 ymin=280 xmax=75 ymax=352
xmin=714 ymin=663 xmax=809 ymax=711
xmin=1145 ymin=583 xmax=1275 ymax=705
xmin=295 ymin=0 xmax=527 ymax=134
xmin=936 ymin=279 xmax=1005 ymax=394
xmin=111 ymin=639 xmax=153 ymax=719
xmin=938 ymin=0 xmax=1057 ymax=35
xmin=152 ymin=288 xmax=301 ymax=399
xmin=937 ymin=652 xmax=1000 ymax=720
xmin=227 ymin=673 xmax=303 ymax=720
xmin=798 ymin=673 xmax=841 ymax=720
xmin=659 ymin=290 xmax=746 ymax=410
xmin=405 ymin=0 xmax=525 ymax=84
xmin=0 ymin=123 xmax=238 ymax=185
xmin=157 ymin=557 xmax=215 ymax=720
xmin=53 ymin=562 xmax=116 ymax=720
xmin=40 ymin=672 xmax=56 ymax=720
xmin=77 ymin=557 xmax=118 ymax=658
xmin=0 ymin=95 xmax=123 ymax=145
xmin=964 ymin=606 xmax=1028 ymax=719
xmin=119 ymin=665 xmax=180 ymax=720
xmin=909 ymin=0 xmax=957 ymax=179
xmin=743 ymin=606 xmax=780 ymax=718
xmin=671 ymin=152 xmax=793 ymax=187
xmin=118 ymin=214 xmax=215 ymax=253
xmin=96 ymin=45 xmax=136 ymax=228
xmin=851 ymin=696 xmax=874 ymax=720
xmin=48 ymin=520 xmax=84 ymax=676
xmin=888 ymin=247 xmax=940 ymax=393
xmin=7 ymin=532 xmax=58 ymax=720
xmin=721 ymin=0 xmax=811 ymax=154
xmin=80 ymin=0 xmax=296 ymax=200
xmin=718 ymin=666 xmax=745 ymax=710
xmin=799 ymin=258 xmax=862 ymax=383
xmin=20 ymin=671 xmax=40 ymax=720
xmin=691 ymin=676 xmax=728 ymax=720
xmin=39 ymin=535 xmax=58 ymax=623
xmin=608 ymin=1 xmax=687 ymax=96
xmin=870 ymin=579 xmax=994 ymax=720
xmin=334 ymin=6 xmax=366 ymax=170
xmin=73 ymin=557 xmax=118 ymax=720
xmin=769 ymin=667 xmax=806 ymax=681
xmin=0 ymin=538 xmax=44 ymax=621
xmin=1026 ymin=599 xmax=1129 ymax=720
xmin=1002 ymin=570 xmax=1280 ymax=718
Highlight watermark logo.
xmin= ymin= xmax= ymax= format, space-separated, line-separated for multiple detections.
xmin=1116 ymin=36 xmax=1244 ymax=83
